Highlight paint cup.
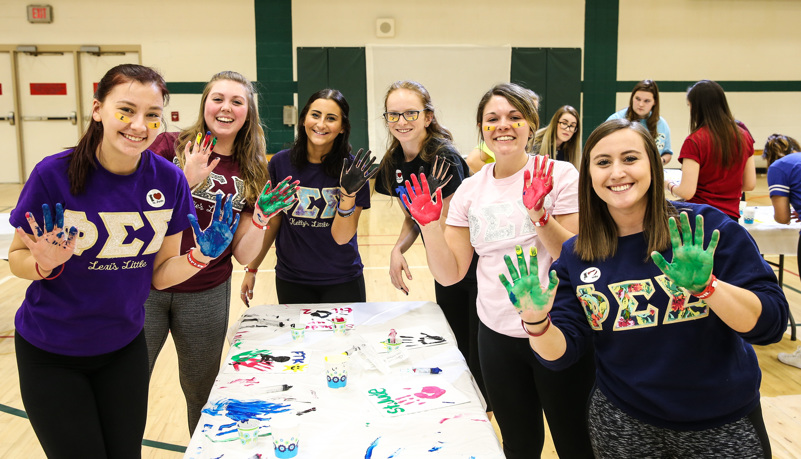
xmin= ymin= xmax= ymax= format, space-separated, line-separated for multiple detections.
xmin=236 ymin=419 xmax=259 ymax=448
xmin=332 ymin=315 xmax=347 ymax=337
xmin=743 ymin=207 xmax=755 ymax=224
xmin=325 ymin=354 xmax=349 ymax=389
xmin=739 ymin=200 xmax=746 ymax=216
xmin=271 ymin=413 xmax=300 ymax=458
xmin=385 ymin=341 xmax=402 ymax=353
xmin=290 ymin=324 xmax=305 ymax=342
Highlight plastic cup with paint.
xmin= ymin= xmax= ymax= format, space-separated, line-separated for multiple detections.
xmin=236 ymin=418 xmax=259 ymax=448
xmin=332 ymin=315 xmax=347 ymax=337
xmin=385 ymin=340 xmax=402 ymax=353
xmin=743 ymin=206 xmax=755 ymax=224
xmin=271 ymin=412 xmax=300 ymax=458
xmin=325 ymin=354 xmax=349 ymax=389
xmin=290 ymin=323 xmax=305 ymax=342
xmin=739 ymin=200 xmax=747 ymax=216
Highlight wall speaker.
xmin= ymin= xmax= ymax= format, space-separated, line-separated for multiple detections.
xmin=376 ymin=18 xmax=395 ymax=38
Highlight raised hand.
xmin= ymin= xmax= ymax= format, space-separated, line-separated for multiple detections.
xmin=419 ymin=155 xmax=453 ymax=194
xmin=16 ymin=203 xmax=78 ymax=272
xmin=401 ymin=173 xmax=442 ymax=226
xmin=189 ymin=193 xmax=240 ymax=259
xmin=340 ymin=148 xmax=379 ymax=196
xmin=253 ymin=177 xmax=299 ymax=227
xmin=651 ymin=212 xmax=719 ymax=294
xmin=523 ymin=156 xmax=554 ymax=211
xmin=184 ymin=131 xmax=219 ymax=187
xmin=499 ymin=245 xmax=558 ymax=322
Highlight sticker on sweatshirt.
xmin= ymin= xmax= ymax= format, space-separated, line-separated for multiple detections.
xmin=395 ymin=169 xmax=403 ymax=184
xmin=580 ymin=267 xmax=601 ymax=283
xmin=147 ymin=189 xmax=166 ymax=208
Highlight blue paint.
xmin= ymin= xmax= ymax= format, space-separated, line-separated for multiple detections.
xmin=201 ymin=398 xmax=291 ymax=423
xmin=388 ymin=447 xmax=402 ymax=458
xmin=188 ymin=193 xmax=240 ymax=258
xmin=428 ymin=441 xmax=444 ymax=452
xmin=41 ymin=203 xmax=54 ymax=232
xmin=365 ymin=437 xmax=380 ymax=459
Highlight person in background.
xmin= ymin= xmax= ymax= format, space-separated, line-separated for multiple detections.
xmin=9 ymin=64 xmax=234 ymax=457
xmin=242 ymin=88 xmax=376 ymax=304
xmin=144 ymin=71 xmax=296 ymax=434
xmin=607 ymin=79 xmax=673 ymax=164
xmin=403 ymin=82 xmax=595 ymax=458
xmin=765 ymin=133 xmax=801 ymax=370
xmin=666 ymin=80 xmax=756 ymax=220
xmin=501 ymin=118 xmax=787 ymax=458
xmin=532 ymin=105 xmax=581 ymax=166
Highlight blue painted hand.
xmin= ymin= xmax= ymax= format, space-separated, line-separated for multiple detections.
xmin=189 ymin=193 xmax=240 ymax=259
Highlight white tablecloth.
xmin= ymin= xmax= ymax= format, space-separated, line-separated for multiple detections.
xmin=742 ymin=206 xmax=800 ymax=256
xmin=185 ymin=301 xmax=503 ymax=459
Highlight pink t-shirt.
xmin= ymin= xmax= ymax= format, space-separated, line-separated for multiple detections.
xmin=447 ymin=155 xmax=579 ymax=338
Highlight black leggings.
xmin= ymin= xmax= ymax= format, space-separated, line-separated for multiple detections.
xmin=16 ymin=331 xmax=149 ymax=459
xmin=478 ymin=322 xmax=596 ymax=459
xmin=276 ymin=274 xmax=366 ymax=304
xmin=434 ymin=252 xmax=490 ymax=411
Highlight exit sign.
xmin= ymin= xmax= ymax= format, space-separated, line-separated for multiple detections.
xmin=27 ymin=5 xmax=53 ymax=23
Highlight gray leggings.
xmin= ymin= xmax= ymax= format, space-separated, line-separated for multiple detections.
xmin=143 ymin=278 xmax=231 ymax=435
xmin=588 ymin=388 xmax=771 ymax=458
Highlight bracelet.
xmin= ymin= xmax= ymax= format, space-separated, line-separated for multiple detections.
xmin=337 ymin=203 xmax=356 ymax=218
xmin=690 ymin=275 xmax=718 ymax=299
xmin=35 ymin=263 xmax=64 ymax=280
xmin=521 ymin=315 xmax=551 ymax=337
xmin=668 ymin=182 xmax=677 ymax=197
xmin=533 ymin=210 xmax=550 ymax=227
xmin=186 ymin=248 xmax=209 ymax=269
xmin=244 ymin=267 xmax=258 ymax=274
xmin=523 ymin=315 xmax=550 ymax=326
xmin=252 ymin=216 xmax=270 ymax=231
xmin=340 ymin=190 xmax=357 ymax=199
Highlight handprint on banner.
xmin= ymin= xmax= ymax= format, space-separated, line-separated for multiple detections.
xmin=396 ymin=386 xmax=447 ymax=406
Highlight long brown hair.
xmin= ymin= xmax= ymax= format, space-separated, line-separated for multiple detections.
xmin=174 ymin=71 xmax=269 ymax=207
xmin=68 ymin=64 xmax=169 ymax=195
xmin=290 ymin=89 xmax=352 ymax=178
xmin=764 ymin=134 xmax=801 ymax=167
xmin=687 ymin=80 xmax=744 ymax=170
xmin=575 ymin=119 xmax=675 ymax=262
xmin=533 ymin=105 xmax=581 ymax=165
xmin=377 ymin=81 xmax=454 ymax=194
xmin=626 ymin=79 xmax=660 ymax=139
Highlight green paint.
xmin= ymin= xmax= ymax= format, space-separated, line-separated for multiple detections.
xmin=499 ymin=245 xmax=558 ymax=315
xmin=257 ymin=178 xmax=298 ymax=219
xmin=651 ymin=213 xmax=719 ymax=294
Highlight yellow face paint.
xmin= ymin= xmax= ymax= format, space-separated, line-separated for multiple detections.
xmin=484 ymin=125 xmax=496 ymax=131
xmin=115 ymin=112 xmax=131 ymax=123
xmin=511 ymin=121 xmax=526 ymax=129
xmin=147 ymin=121 xmax=161 ymax=129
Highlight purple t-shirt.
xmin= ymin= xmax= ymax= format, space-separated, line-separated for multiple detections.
xmin=268 ymin=149 xmax=370 ymax=285
xmin=10 ymin=149 xmax=195 ymax=356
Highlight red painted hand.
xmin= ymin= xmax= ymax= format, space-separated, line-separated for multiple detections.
xmin=523 ymin=156 xmax=554 ymax=211
xmin=401 ymin=173 xmax=442 ymax=226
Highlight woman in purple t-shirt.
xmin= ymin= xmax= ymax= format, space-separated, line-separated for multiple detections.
xmin=9 ymin=64 xmax=234 ymax=458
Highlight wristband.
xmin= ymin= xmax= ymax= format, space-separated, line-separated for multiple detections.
xmin=669 ymin=182 xmax=677 ymax=197
xmin=533 ymin=210 xmax=550 ymax=227
xmin=244 ymin=267 xmax=258 ymax=274
xmin=35 ymin=263 xmax=64 ymax=280
xmin=252 ymin=216 xmax=270 ymax=231
xmin=521 ymin=315 xmax=551 ymax=337
xmin=337 ymin=203 xmax=356 ymax=218
xmin=187 ymin=248 xmax=209 ymax=269
xmin=690 ymin=275 xmax=718 ymax=299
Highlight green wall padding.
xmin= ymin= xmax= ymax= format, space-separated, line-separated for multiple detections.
xmin=583 ymin=0 xmax=619 ymax=142
xmin=510 ymin=48 xmax=547 ymax=123
xmin=511 ymin=48 xmax=581 ymax=128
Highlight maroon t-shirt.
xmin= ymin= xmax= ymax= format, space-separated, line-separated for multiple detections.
xmin=149 ymin=132 xmax=255 ymax=292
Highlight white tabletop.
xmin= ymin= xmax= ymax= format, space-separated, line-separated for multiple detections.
xmin=185 ymin=301 xmax=503 ymax=459
xmin=741 ymin=206 xmax=800 ymax=256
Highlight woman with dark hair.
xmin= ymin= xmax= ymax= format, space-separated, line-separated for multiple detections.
xmin=8 ymin=64 xmax=235 ymax=457
xmin=144 ymin=71 xmax=296 ymax=434
xmin=403 ymin=82 xmax=595 ymax=459
xmin=607 ymin=79 xmax=673 ymax=164
xmin=532 ymin=105 xmax=581 ymax=166
xmin=500 ymin=118 xmax=787 ymax=458
xmin=242 ymin=89 xmax=377 ymax=303
xmin=666 ymin=80 xmax=756 ymax=220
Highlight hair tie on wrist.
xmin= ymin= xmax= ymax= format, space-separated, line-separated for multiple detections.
xmin=521 ymin=314 xmax=551 ymax=337
xmin=35 ymin=263 xmax=64 ymax=280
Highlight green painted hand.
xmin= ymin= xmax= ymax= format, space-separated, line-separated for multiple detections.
xmin=498 ymin=245 xmax=558 ymax=321
xmin=651 ymin=212 xmax=719 ymax=294
xmin=254 ymin=177 xmax=299 ymax=225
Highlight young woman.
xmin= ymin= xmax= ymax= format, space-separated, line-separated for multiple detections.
xmin=144 ymin=71 xmax=294 ymax=434
xmin=242 ymin=89 xmax=376 ymax=303
xmin=666 ymin=80 xmax=756 ymax=220
xmin=372 ymin=80 xmax=486 ymax=411
xmin=532 ymin=105 xmax=581 ymax=165
xmin=8 ymin=64 xmax=235 ymax=458
xmin=607 ymin=79 xmax=673 ymax=164
xmin=403 ymin=83 xmax=595 ymax=459
xmin=765 ymin=133 xmax=801 ymax=370
xmin=501 ymin=119 xmax=788 ymax=458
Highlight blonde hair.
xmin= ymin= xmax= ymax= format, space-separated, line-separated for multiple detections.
xmin=533 ymin=105 xmax=581 ymax=165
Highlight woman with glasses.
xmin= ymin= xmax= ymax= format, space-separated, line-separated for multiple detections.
xmin=532 ymin=105 xmax=581 ymax=166
xmin=373 ymin=80 xmax=488 ymax=412
xmin=607 ymin=79 xmax=673 ymax=164
xmin=242 ymin=88 xmax=377 ymax=304
xmin=401 ymin=82 xmax=595 ymax=459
